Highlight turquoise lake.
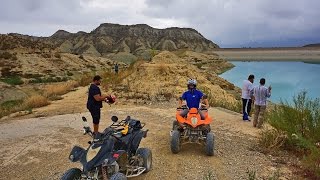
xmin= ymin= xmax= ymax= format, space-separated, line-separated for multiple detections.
xmin=219 ymin=61 xmax=320 ymax=103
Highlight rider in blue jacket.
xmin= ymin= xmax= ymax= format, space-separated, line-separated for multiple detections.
xmin=178 ymin=79 xmax=209 ymax=119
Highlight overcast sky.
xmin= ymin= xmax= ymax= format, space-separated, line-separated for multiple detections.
xmin=0 ymin=0 xmax=319 ymax=47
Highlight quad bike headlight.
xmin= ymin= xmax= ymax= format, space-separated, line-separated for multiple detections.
xmin=191 ymin=117 xmax=198 ymax=126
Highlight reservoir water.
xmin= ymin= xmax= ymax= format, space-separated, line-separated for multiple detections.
xmin=219 ymin=61 xmax=320 ymax=103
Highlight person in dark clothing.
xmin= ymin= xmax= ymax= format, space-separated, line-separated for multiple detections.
xmin=114 ymin=64 xmax=119 ymax=74
xmin=87 ymin=75 xmax=115 ymax=135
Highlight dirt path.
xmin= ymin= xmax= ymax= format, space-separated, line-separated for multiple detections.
xmin=0 ymin=88 xmax=295 ymax=180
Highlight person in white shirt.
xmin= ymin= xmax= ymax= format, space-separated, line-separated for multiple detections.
xmin=253 ymin=78 xmax=271 ymax=128
xmin=242 ymin=74 xmax=254 ymax=121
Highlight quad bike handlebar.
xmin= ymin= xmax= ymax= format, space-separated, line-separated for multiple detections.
xmin=177 ymin=104 xmax=208 ymax=111
xmin=81 ymin=116 xmax=145 ymax=143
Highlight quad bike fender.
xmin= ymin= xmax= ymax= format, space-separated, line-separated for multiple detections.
xmin=176 ymin=108 xmax=213 ymax=127
xmin=69 ymin=146 xmax=86 ymax=162
xmin=96 ymin=150 xmax=127 ymax=166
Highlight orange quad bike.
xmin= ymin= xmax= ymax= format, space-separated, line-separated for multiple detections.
xmin=170 ymin=105 xmax=214 ymax=156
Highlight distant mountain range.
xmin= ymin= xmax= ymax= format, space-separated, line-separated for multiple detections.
xmin=0 ymin=23 xmax=219 ymax=57
xmin=303 ymin=43 xmax=320 ymax=47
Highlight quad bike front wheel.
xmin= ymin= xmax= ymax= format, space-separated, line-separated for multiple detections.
xmin=61 ymin=168 xmax=82 ymax=180
xmin=110 ymin=172 xmax=127 ymax=180
xmin=136 ymin=148 xmax=152 ymax=173
xmin=205 ymin=132 xmax=215 ymax=156
xmin=170 ymin=130 xmax=181 ymax=154
xmin=172 ymin=120 xmax=179 ymax=130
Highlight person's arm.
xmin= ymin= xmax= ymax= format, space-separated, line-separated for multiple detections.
xmin=266 ymin=86 xmax=272 ymax=98
xmin=202 ymin=98 xmax=209 ymax=108
xmin=200 ymin=92 xmax=210 ymax=108
xmin=93 ymin=94 xmax=108 ymax=101
xmin=249 ymin=84 xmax=255 ymax=102
xmin=92 ymin=87 xmax=108 ymax=101
xmin=179 ymin=93 xmax=186 ymax=107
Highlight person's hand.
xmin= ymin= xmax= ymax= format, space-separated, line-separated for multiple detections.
xmin=268 ymin=85 xmax=272 ymax=91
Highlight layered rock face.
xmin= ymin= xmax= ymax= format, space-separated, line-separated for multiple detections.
xmin=1 ymin=23 xmax=219 ymax=56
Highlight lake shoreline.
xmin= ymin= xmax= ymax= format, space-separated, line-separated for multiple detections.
xmin=219 ymin=61 xmax=320 ymax=103
xmin=213 ymin=48 xmax=320 ymax=62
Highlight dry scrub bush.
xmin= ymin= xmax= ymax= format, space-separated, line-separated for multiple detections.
xmin=44 ymin=80 xmax=79 ymax=98
xmin=258 ymin=128 xmax=287 ymax=152
xmin=24 ymin=95 xmax=50 ymax=108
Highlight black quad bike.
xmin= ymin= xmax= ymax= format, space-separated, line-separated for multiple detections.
xmin=61 ymin=116 xmax=152 ymax=180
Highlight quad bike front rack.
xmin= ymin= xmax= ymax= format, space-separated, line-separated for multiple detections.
xmin=126 ymin=166 xmax=146 ymax=178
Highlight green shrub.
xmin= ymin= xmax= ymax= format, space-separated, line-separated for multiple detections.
xmin=0 ymin=99 xmax=26 ymax=118
xmin=0 ymin=100 xmax=23 ymax=109
xmin=1 ymin=76 xmax=24 ymax=85
xmin=247 ymin=169 xmax=257 ymax=180
xmin=0 ymin=52 xmax=13 ymax=59
xmin=262 ymin=91 xmax=320 ymax=177
xmin=29 ymin=76 xmax=68 ymax=84
xmin=268 ymin=91 xmax=320 ymax=150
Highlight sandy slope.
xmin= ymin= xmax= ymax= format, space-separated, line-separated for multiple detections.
xmin=0 ymin=87 xmax=296 ymax=180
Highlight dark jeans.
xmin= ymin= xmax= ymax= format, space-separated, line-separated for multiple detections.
xmin=242 ymin=98 xmax=252 ymax=120
xmin=89 ymin=108 xmax=101 ymax=125
xmin=180 ymin=109 xmax=206 ymax=120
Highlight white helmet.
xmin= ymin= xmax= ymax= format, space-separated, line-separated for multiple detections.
xmin=187 ymin=79 xmax=197 ymax=86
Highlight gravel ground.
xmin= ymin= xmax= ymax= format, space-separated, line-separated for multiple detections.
xmin=0 ymin=104 xmax=297 ymax=180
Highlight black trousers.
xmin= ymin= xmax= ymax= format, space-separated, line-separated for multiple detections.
xmin=242 ymin=98 xmax=252 ymax=118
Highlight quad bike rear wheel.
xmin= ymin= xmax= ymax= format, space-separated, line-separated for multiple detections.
xmin=205 ymin=132 xmax=214 ymax=156
xmin=136 ymin=148 xmax=152 ymax=172
xmin=61 ymin=168 xmax=82 ymax=180
xmin=171 ymin=130 xmax=181 ymax=154
xmin=110 ymin=172 xmax=127 ymax=180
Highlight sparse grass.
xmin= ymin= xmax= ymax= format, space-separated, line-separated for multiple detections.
xmin=24 ymin=95 xmax=50 ymax=108
xmin=78 ymin=73 xmax=93 ymax=87
xmin=0 ymin=80 xmax=79 ymax=118
xmin=0 ymin=95 xmax=49 ymax=118
xmin=41 ymin=53 xmax=51 ymax=58
xmin=101 ymin=60 xmax=145 ymax=88
xmin=54 ymin=52 xmax=61 ymax=59
xmin=66 ymin=71 xmax=73 ymax=76
xmin=268 ymin=170 xmax=280 ymax=180
xmin=260 ymin=91 xmax=320 ymax=178
xmin=200 ymin=86 xmax=242 ymax=112
xmin=0 ymin=100 xmax=23 ymax=109
xmin=158 ymin=63 xmax=168 ymax=74
xmin=247 ymin=169 xmax=256 ymax=180
xmin=203 ymin=170 xmax=215 ymax=180
xmin=43 ymin=81 xmax=78 ymax=98
xmin=0 ymin=51 xmax=17 ymax=60
xmin=0 ymin=76 xmax=24 ymax=85
xmin=258 ymin=128 xmax=287 ymax=152
xmin=172 ymin=49 xmax=188 ymax=57
xmin=29 ymin=76 xmax=68 ymax=83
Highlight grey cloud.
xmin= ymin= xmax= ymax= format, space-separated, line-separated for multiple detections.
xmin=1 ymin=0 xmax=320 ymax=47
xmin=143 ymin=0 xmax=320 ymax=47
